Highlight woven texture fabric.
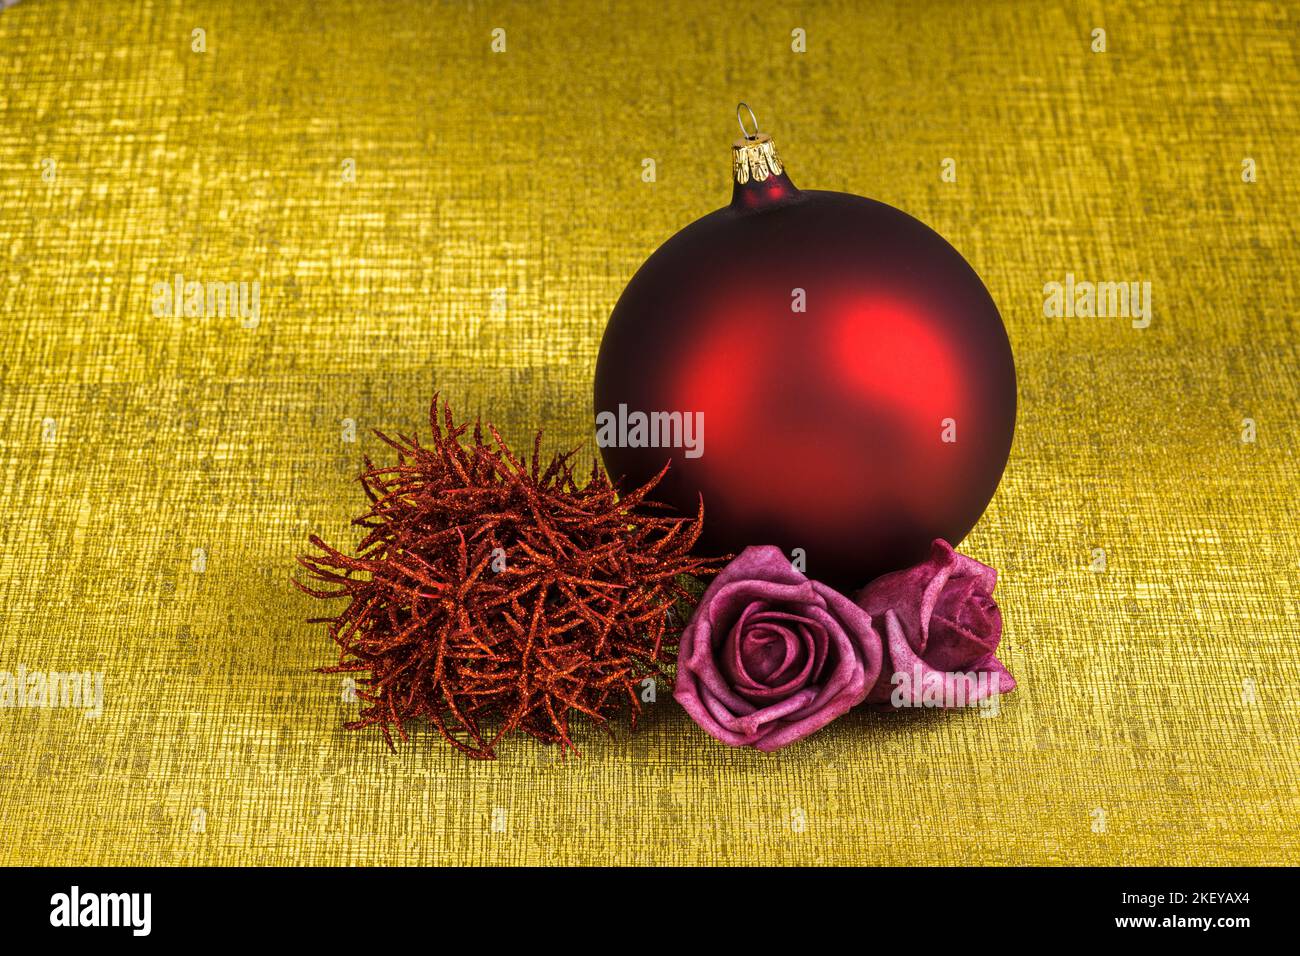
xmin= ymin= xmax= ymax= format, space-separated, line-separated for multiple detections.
xmin=1 ymin=0 xmax=1297 ymax=866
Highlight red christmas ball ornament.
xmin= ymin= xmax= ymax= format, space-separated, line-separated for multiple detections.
xmin=594 ymin=106 xmax=1016 ymax=590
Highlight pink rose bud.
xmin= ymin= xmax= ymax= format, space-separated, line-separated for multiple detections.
xmin=674 ymin=546 xmax=883 ymax=751
xmin=855 ymin=539 xmax=1016 ymax=709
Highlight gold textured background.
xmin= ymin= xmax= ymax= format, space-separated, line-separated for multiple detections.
xmin=1 ymin=0 xmax=1297 ymax=866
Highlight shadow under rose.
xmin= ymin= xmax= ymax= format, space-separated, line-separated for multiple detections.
xmin=642 ymin=694 xmax=1003 ymax=760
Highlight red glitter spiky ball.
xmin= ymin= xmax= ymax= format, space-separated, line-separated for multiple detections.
xmin=295 ymin=397 xmax=715 ymax=759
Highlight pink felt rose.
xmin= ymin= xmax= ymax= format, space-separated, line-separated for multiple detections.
xmin=674 ymin=546 xmax=883 ymax=751
xmin=855 ymin=539 xmax=1015 ymax=709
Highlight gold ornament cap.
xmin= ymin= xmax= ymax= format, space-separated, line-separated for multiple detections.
xmin=730 ymin=103 xmax=799 ymax=210
xmin=732 ymin=104 xmax=786 ymax=184
xmin=732 ymin=131 xmax=785 ymax=185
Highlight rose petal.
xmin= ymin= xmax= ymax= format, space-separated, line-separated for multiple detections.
xmin=727 ymin=626 xmax=818 ymax=703
xmin=924 ymin=613 xmax=1001 ymax=672
xmin=708 ymin=578 xmax=820 ymax=636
